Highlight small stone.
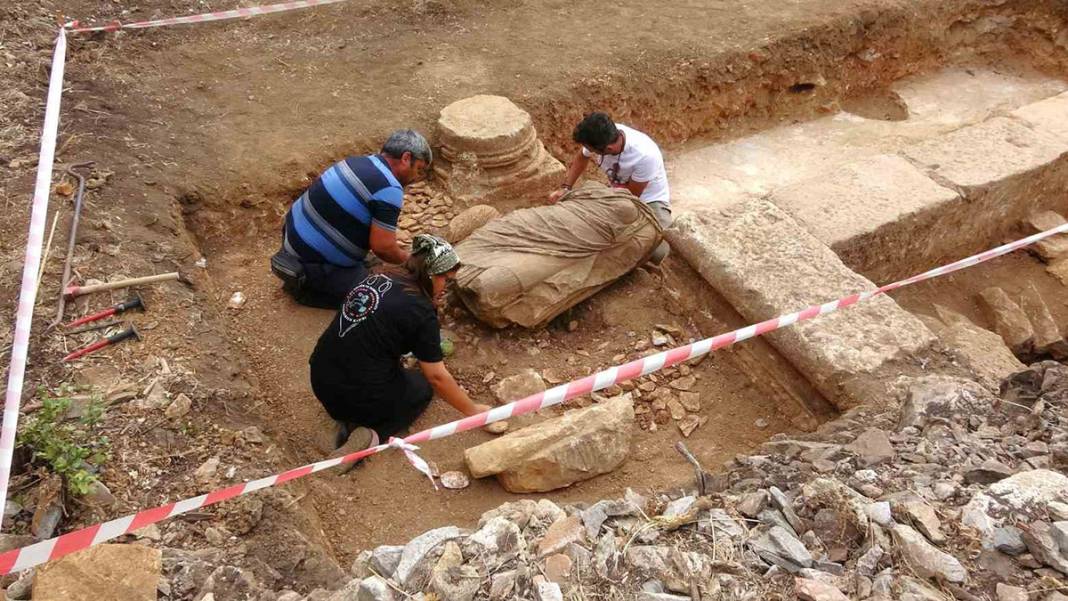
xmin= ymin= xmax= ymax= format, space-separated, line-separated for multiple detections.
xmin=995 ymin=583 xmax=1028 ymax=601
xmin=666 ymin=398 xmax=686 ymax=421
xmin=847 ymin=428 xmax=895 ymax=467
xmin=6 ymin=569 xmax=34 ymax=600
xmin=737 ymin=490 xmax=769 ymax=518
xmin=1050 ymin=501 xmax=1068 ymax=522
xmin=204 ymin=526 xmax=226 ymax=546
xmin=669 ymin=376 xmax=696 ymax=391
xmin=748 ymin=525 xmax=813 ymax=572
xmin=394 ymin=526 xmax=462 ymax=589
xmin=933 ymin=482 xmax=956 ymax=500
xmin=795 ymin=577 xmax=850 ymax=601
xmin=357 ymin=575 xmax=395 ymax=601
xmin=678 ymin=392 xmax=701 ymax=412
xmin=194 ymin=456 xmax=220 ymax=484
xmin=227 ymin=291 xmax=246 ymax=309
xmin=754 ymin=418 xmax=769 ymax=429
xmin=677 ymin=415 xmax=703 ymax=437
xmin=82 ymin=480 xmax=117 ymax=507
xmin=663 ymin=496 xmax=696 ymax=518
xmin=993 ymin=526 xmax=1027 ymax=555
xmin=440 ymin=471 xmax=470 ymax=489
xmin=539 ymin=515 xmax=586 ymax=558
xmin=544 ymin=553 xmax=573 ymax=583
xmin=891 ymin=495 xmax=945 ymax=545
xmin=482 ymin=421 xmax=509 ymax=435
xmin=855 ymin=545 xmax=883 ymax=577
xmin=494 ymin=369 xmax=545 ymax=404
xmin=488 ymin=571 xmax=516 ymax=601
xmin=369 ymin=545 xmax=404 ymax=578
xmin=165 ymin=393 xmax=193 ymax=419
xmin=977 ymin=287 xmax=1034 ymax=355
xmin=865 ymin=502 xmax=893 ymax=527
xmin=891 ymin=523 xmax=967 ymax=582
xmin=769 ymin=487 xmax=805 ymax=534
xmin=964 ymin=459 xmax=1015 ymax=485
xmin=536 ymin=580 xmax=564 ymax=601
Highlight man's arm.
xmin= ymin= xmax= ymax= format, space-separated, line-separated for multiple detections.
xmin=548 ymin=150 xmax=591 ymax=203
xmin=623 ymin=179 xmax=649 ymax=198
xmin=419 ymin=360 xmax=489 ymax=416
xmin=369 ymin=224 xmax=410 ymax=264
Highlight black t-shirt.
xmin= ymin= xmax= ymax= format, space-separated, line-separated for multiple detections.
xmin=310 ymin=272 xmax=442 ymax=400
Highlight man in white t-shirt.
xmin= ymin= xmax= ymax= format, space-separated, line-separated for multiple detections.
xmin=548 ymin=112 xmax=672 ymax=262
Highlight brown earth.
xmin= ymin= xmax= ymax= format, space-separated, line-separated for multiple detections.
xmin=0 ymin=0 xmax=1066 ymax=590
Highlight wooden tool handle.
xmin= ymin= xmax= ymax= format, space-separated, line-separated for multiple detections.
xmin=65 ymin=272 xmax=179 ymax=298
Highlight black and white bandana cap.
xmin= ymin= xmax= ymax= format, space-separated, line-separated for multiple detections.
xmin=411 ymin=234 xmax=460 ymax=275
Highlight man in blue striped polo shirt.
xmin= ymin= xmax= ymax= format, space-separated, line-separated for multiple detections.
xmin=271 ymin=130 xmax=433 ymax=308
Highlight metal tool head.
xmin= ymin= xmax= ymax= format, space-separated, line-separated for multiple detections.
xmin=122 ymin=292 xmax=145 ymax=312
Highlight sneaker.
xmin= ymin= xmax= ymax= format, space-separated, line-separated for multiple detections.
xmin=330 ymin=426 xmax=379 ymax=474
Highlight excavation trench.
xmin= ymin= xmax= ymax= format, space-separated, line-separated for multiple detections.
xmin=172 ymin=0 xmax=1068 ymax=573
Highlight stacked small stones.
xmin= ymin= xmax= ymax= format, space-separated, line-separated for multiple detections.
xmin=433 ymin=95 xmax=564 ymax=213
xmin=212 ymin=360 xmax=1067 ymax=601
xmin=396 ymin=181 xmax=457 ymax=246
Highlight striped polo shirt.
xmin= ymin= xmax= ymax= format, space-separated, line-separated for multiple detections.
xmin=283 ymin=155 xmax=403 ymax=266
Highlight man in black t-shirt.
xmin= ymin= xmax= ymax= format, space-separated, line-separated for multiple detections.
xmin=309 ymin=235 xmax=492 ymax=471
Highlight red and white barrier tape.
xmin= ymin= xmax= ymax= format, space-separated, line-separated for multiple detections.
xmin=1 ymin=221 xmax=1065 ymax=574
xmin=64 ymin=0 xmax=350 ymax=33
xmin=0 ymin=29 xmax=68 ymax=532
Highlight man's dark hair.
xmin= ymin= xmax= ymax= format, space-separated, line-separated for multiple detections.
xmin=572 ymin=112 xmax=619 ymax=150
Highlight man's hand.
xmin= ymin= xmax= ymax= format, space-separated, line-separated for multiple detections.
xmin=547 ymin=188 xmax=568 ymax=204
xmin=470 ymin=402 xmax=493 ymax=416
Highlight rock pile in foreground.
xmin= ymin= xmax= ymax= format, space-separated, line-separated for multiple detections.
xmin=29 ymin=362 xmax=1062 ymax=601
xmin=224 ymin=361 xmax=1060 ymax=601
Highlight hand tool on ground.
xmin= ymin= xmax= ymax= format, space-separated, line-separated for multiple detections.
xmin=63 ymin=318 xmax=122 ymax=336
xmin=62 ymin=293 xmax=144 ymax=329
xmin=63 ymin=271 xmax=179 ymax=299
xmin=49 ymin=161 xmax=94 ymax=328
xmin=61 ymin=325 xmax=140 ymax=363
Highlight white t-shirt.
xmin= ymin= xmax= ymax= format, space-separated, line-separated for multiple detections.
xmin=582 ymin=124 xmax=670 ymax=205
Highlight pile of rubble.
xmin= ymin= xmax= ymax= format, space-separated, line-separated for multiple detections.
xmin=8 ymin=361 xmax=1066 ymax=601
xmin=239 ymin=361 xmax=1066 ymax=601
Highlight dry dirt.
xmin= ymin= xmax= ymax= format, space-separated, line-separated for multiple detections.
xmin=0 ymin=0 xmax=1066 ymax=590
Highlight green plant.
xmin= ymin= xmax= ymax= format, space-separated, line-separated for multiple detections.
xmin=17 ymin=386 xmax=110 ymax=496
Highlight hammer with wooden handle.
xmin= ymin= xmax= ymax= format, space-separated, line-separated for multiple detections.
xmin=63 ymin=272 xmax=179 ymax=299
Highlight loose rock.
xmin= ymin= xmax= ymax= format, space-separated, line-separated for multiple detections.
xmin=465 ymin=394 xmax=634 ymax=493
xmin=891 ymin=523 xmax=967 ymax=583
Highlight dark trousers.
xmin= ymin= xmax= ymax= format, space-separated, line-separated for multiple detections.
xmin=311 ymin=368 xmax=433 ymax=441
xmin=292 ymin=262 xmax=369 ymax=309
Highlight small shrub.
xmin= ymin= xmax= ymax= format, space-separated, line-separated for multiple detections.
xmin=17 ymin=386 xmax=110 ymax=496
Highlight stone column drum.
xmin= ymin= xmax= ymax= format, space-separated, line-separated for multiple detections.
xmin=434 ymin=95 xmax=565 ymax=213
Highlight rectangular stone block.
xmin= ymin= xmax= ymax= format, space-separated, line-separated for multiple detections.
xmin=1013 ymin=91 xmax=1068 ymax=144
xmin=666 ymin=200 xmax=936 ymax=410
xmin=464 ymin=394 xmax=634 ymax=493
xmin=901 ymin=117 xmax=1068 ymax=258
xmin=770 ymin=154 xmax=961 ymax=283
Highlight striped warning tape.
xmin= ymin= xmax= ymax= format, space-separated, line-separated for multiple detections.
xmin=0 ymin=221 xmax=1064 ymax=574
xmin=0 ymin=29 xmax=68 ymax=533
xmin=64 ymin=0 xmax=351 ymax=33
